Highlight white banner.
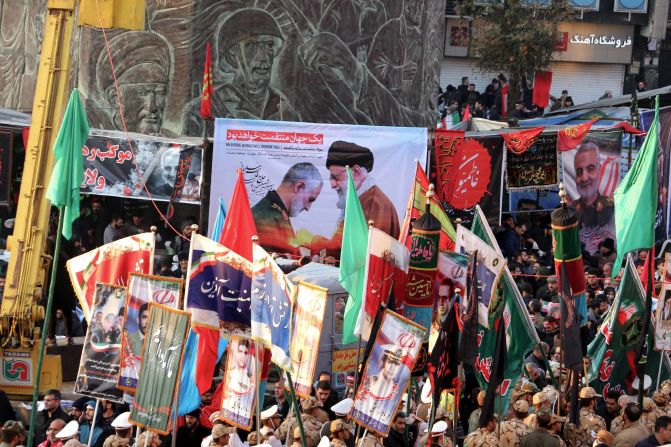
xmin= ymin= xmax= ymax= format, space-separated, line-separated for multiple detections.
xmin=212 ymin=119 xmax=426 ymax=258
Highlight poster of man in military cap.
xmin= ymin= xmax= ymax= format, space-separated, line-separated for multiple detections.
xmin=351 ymin=310 xmax=426 ymax=436
xmin=212 ymin=118 xmax=426 ymax=260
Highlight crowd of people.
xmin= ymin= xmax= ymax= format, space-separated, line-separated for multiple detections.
xmin=6 ymin=366 xmax=671 ymax=447
xmin=436 ymin=75 xmax=626 ymax=124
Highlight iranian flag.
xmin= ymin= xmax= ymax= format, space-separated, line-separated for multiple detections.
xmin=67 ymin=233 xmax=154 ymax=321
xmin=357 ymin=227 xmax=409 ymax=341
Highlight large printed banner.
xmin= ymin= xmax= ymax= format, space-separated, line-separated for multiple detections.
xmin=641 ymin=106 xmax=671 ymax=241
xmin=561 ymin=129 xmax=622 ymax=254
xmin=80 ymin=129 xmax=202 ymax=203
xmin=435 ymin=134 xmax=505 ymax=226
xmin=130 ymin=303 xmax=190 ymax=434
xmin=67 ymin=233 xmax=155 ymax=321
xmin=506 ymin=134 xmax=558 ymax=190
xmin=351 ymin=310 xmax=426 ymax=436
xmin=221 ymin=337 xmax=259 ymax=430
xmin=74 ymin=283 xmax=125 ymax=402
xmin=212 ymin=119 xmax=426 ymax=259
xmin=119 ymin=274 xmax=183 ymax=393
xmin=290 ymin=282 xmax=328 ymax=398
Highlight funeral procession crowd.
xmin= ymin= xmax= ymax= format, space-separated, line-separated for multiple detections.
xmin=3 ymin=0 xmax=671 ymax=447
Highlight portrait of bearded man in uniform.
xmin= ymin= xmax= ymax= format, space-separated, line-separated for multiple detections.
xmin=571 ymin=141 xmax=616 ymax=253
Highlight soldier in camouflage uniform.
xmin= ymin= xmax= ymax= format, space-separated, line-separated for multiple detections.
xmin=610 ymin=395 xmax=634 ymax=436
xmin=359 ymin=432 xmax=384 ymax=447
xmin=548 ymin=412 xmax=568 ymax=447
xmin=642 ymin=397 xmax=658 ymax=431
xmin=652 ymin=391 xmax=669 ymax=418
xmin=578 ymin=387 xmax=606 ymax=434
xmin=525 ymin=392 xmax=552 ymax=430
xmin=463 ymin=419 xmax=500 ymax=447
xmin=289 ymin=426 xmax=302 ymax=447
xmin=468 ymin=391 xmax=486 ymax=434
xmin=499 ymin=400 xmax=532 ymax=447
xmin=276 ymin=397 xmax=324 ymax=447
xmin=329 ymin=419 xmax=351 ymax=447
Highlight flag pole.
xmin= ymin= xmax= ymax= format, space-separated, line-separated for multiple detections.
xmin=354 ymin=220 xmax=375 ymax=392
xmin=88 ymin=399 xmax=100 ymax=447
xmin=27 ymin=209 xmax=65 ymax=447
xmin=638 ymin=251 xmax=654 ymax=406
xmin=285 ymin=372 xmax=307 ymax=447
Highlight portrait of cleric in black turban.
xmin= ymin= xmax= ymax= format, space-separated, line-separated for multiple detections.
xmin=92 ymin=31 xmax=174 ymax=137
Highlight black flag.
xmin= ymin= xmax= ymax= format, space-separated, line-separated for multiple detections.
xmin=560 ymin=261 xmax=583 ymax=371
xmin=427 ymin=296 xmax=460 ymax=402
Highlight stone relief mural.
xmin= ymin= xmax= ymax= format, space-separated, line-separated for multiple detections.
xmin=4 ymin=0 xmax=443 ymax=136
xmin=0 ymin=0 xmax=46 ymax=112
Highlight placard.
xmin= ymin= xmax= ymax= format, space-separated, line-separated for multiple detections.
xmin=506 ymin=134 xmax=558 ymax=190
xmin=74 ymin=283 xmax=125 ymax=402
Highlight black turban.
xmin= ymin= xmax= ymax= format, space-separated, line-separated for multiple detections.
xmin=326 ymin=141 xmax=374 ymax=172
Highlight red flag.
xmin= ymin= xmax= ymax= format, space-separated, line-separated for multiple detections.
xmin=613 ymin=121 xmax=646 ymax=135
xmin=502 ymin=126 xmax=544 ymax=155
xmin=360 ymin=228 xmax=409 ymax=340
xmin=640 ymin=247 xmax=655 ymax=296
xmin=501 ymin=84 xmax=509 ymax=117
xmin=200 ymin=42 xmax=214 ymax=120
xmin=461 ymin=104 xmax=471 ymax=122
xmin=399 ymin=161 xmax=456 ymax=252
xmin=532 ymin=71 xmax=553 ymax=108
xmin=219 ymin=169 xmax=256 ymax=261
xmin=557 ymin=119 xmax=597 ymax=152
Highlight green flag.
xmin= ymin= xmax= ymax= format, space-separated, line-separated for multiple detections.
xmin=339 ymin=167 xmax=368 ymax=345
xmin=470 ymin=206 xmax=540 ymax=412
xmin=612 ymin=96 xmax=659 ymax=277
xmin=587 ymin=257 xmax=671 ymax=395
xmin=46 ymin=88 xmax=90 ymax=239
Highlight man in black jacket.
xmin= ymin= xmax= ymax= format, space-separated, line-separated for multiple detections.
xmin=384 ymin=412 xmax=410 ymax=447
xmin=33 ymin=389 xmax=71 ymax=446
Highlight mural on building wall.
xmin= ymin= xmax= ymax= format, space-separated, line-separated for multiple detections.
xmin=75 ymin=0 xmax=443 ymax=137
xmin=0 ymin=0 xmax=46 ymax=112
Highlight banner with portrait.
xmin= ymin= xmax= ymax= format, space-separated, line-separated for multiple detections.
xmin=455 ymin=225 xmax=506 ymax=329
xmin=351 ymin=310 xmax=426 ymax=436
xmin=74 ymin=283 xmax=125 ymax=402
xmin=212 ymin=119 xmax=427 ymax=259
xmin=430 ymin=251 xmax=469 ymax=351
xmin=221 ymin=337 xmax=260 ymax=430
xmin=560 ymin=129 xmax=623 ymax=254
xmin=506 ymin=134 xmax=558 ymax=190
xmin=79 ymin=129 xmax=202 ymax=203
xmin=656 ymin=284 xmax=671 ymax=351
xmin=118 ymin=274 xmax=183 ymax=393
xmin=290 ymin=282 xmax=327 ymax=398
xmin=130 ymin=303 xmax=190 ymax=434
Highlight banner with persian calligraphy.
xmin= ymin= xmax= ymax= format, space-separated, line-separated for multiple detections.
xmin=560 ymin=129 xmax=622 ymax=254
xmin=74 ymin=283 xmax=125 ymax=402
xmin=290 ymin=282 xmax=328 ymax=398
xmin=506 ymin=134 xmax=558 ymax=191
xmin=351 ymin=310 xmax=426 ymax=436
xmin=80 ymin=129 xmax=202 ymax=203
xmin=118 ymin=274 xmax=183 ymax=393
xmin=130 ymin=303 xmax=190 ymax=434
xmin=212 ymin=119 xmax=426 ymax=259
xmin=434 ymin=132 xmax=505 ymax=226
xmin=455 ymin=225 xmax=506 ymax=329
